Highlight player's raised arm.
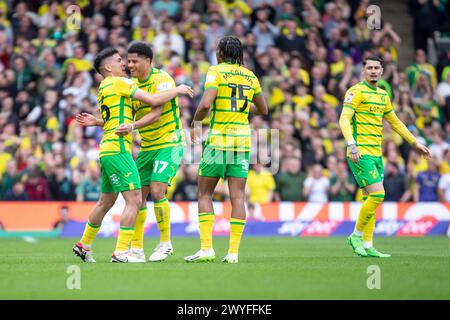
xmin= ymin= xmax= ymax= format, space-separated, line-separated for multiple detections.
xmin=133 ymin=84 xmax=193 ymax=108
xmin=114 ymin=85 xmax=193 ymax=136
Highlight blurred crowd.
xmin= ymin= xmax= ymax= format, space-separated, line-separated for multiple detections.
xmin=0 ymin=0 xmax=449 ymax=205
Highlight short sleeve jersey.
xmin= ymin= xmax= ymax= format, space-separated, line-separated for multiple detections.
xmin=97 ymin=76 xmax=138 ymax=157
xmin=133 ymin=68 xmax=186 ymax=151
xmin=204 ymin=63 xmax=262 ymax=152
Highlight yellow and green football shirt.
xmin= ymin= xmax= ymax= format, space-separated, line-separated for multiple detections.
xmin=97 ymin=76 xmax=138 ymax=158
xmin=133 ymin=68 xmax=186 ymax=151
xmin=204 ymin=62 xmax=262 ymax=152
xmin=342 ymin=80 xmax=416 ymax=157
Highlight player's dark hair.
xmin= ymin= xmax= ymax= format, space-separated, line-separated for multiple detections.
xmin=93 ymin=47 xmax=119 ymax=75
xmin=363 ymin=55 xmax=383 ymax=68
xmin=217 ymin=36 xmax=244 ymax=65
xmin=127 ymin=42 xmax=153 ymax=60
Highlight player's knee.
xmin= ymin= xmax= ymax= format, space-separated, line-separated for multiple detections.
xmin=150 ymin=183 xmax=166 ymax=201
xmin=230 ymin=194 xmax=245 ymax=205
xmin=150 ymin=189 xmax=165 ymax=202
xmin=134 ymin=197 xmax=143 ymax=210
xmin=124 ymin=191 xmax=142 ymax=209
xmin=97 ymin=198 xmax=115 ymax=210
xmin=131 ymin=191 xmax=143 ymax=209
xmin=198 ymin=189 xmax=213 ymax=200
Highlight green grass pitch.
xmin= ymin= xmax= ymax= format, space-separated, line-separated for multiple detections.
xmin=1 ymin=237 xmax=449 ymax=299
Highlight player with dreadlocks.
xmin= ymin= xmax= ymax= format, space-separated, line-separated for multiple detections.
xmin=184 ymin=36 xmax=268 ymax=263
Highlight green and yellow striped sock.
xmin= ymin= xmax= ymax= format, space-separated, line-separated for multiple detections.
xmin=80 ymin=221 xmax=101 ymax=247
xmin=115 ymin=226 xmax=135 ymax=253
xmin=154 ymin=198 xmax=171 ymax=243
xmin=355 ymin=191 xmax=385 ymax=234
xmin=229 ymin=218 xmax=246 ymax=254
xmin=131 ymin=207 xmax=147 ymax=249
xmin=198 ymin=212 xmax=214 ymax=250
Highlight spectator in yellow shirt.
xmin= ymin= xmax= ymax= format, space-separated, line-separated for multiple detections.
xmin=312 ymin=85 xmax=339 ymax=109
xmin=62 ymin=45 xmax=91 ymax=72
xmin=0 ymin=141 xmax=13 ymax=179
xmin=247 ymin=163 xmax=276 ymax=204
xmin=406 ymin=49 xmax=437 ymax=89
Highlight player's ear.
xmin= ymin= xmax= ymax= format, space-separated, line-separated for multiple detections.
xmin=103 ymin=63 xmax=111 ymax=73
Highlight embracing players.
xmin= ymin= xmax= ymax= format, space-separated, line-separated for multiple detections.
xmin=73 ymin=47 xmax=192 ymax=263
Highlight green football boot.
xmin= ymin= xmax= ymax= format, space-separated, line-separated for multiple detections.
xmin=184 ymin=249 xmax=216 ymax=263
xmin=347 ymin=234 xmax=368 ymax=257
xmin=365 ymin=247 xmax=391 ymax=258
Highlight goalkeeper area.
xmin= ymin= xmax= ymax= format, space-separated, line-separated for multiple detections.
xmin=1 ymin=237 xmax=449 ymax=300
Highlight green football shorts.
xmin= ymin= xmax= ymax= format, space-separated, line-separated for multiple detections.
xmin=136 ymin=146 xmax=185 ymax=186
xmin=347 ymin=155 xmax=384 ymax=188
xmin=199 ymin=146 xmax=250 ymax=179
xmin=100 ymin=152 xmax=141 ymax=193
